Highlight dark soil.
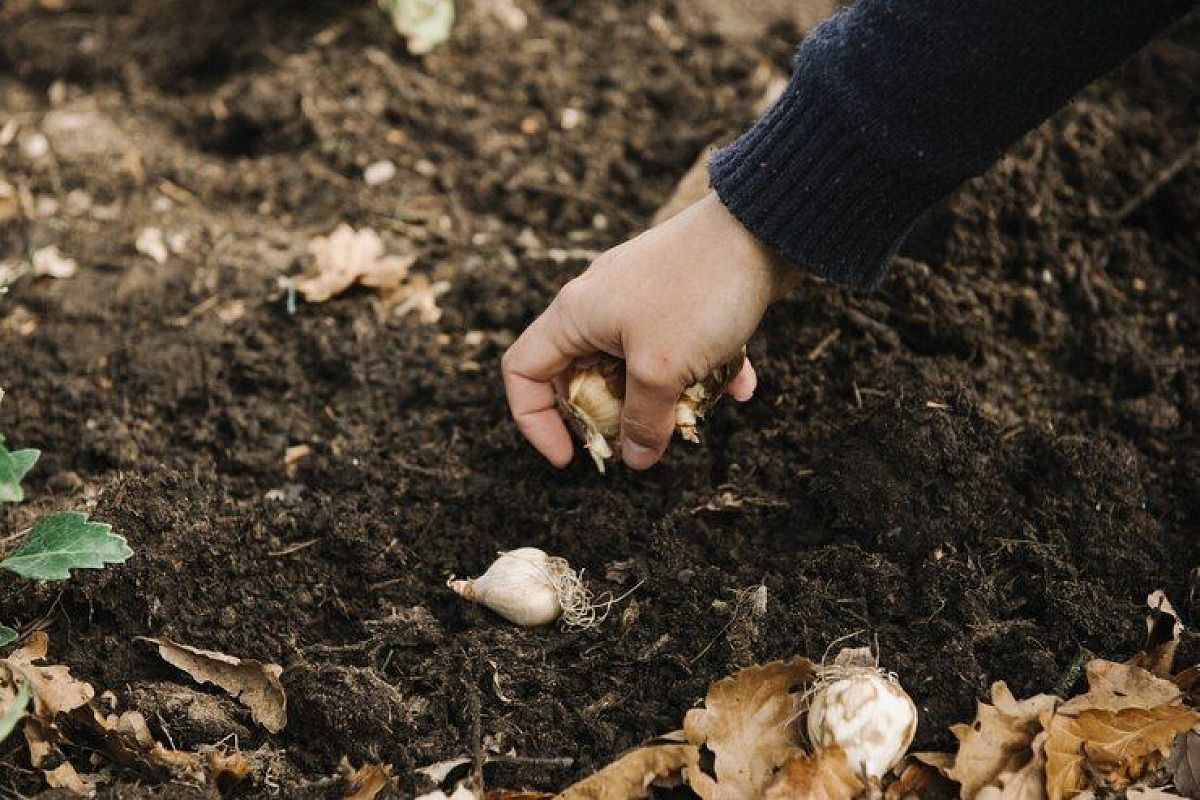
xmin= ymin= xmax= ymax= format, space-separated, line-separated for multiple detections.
xmin=1 ymin=1 xmax=1198 ymax=797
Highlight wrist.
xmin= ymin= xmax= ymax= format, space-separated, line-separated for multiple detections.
xmin=698 ymin=192 xmax=797 ymax=304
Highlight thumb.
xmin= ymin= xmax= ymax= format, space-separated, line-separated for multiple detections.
xmin=620 ymin=358 xmax=684 ymax=470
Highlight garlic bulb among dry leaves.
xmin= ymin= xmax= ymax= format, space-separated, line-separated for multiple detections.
xmin=805 ymin=646 xmax=918 ymax=780
xmin=447 ymin=548 xmax=609 ymax=629
xmin=560 ymin=353 xmax=744 ymax=472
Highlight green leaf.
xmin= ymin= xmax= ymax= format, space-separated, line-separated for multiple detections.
xmin=0 ymin=435 xmax=40 ymax=505
xmin=0 ymin=626 xmax=16 ymax=648
xmin=1 ymin=512 xmax=132 ymax=581
xmin=0 ymin=676 xmax=30 ymax=744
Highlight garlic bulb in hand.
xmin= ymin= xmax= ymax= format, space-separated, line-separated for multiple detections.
xmin=560 ymin=353 xmax=744 ymax=472
xmin=805 ymin=647 xmax=917 ymax=780
xmin=448 ymin=548 xmax=608 ymax=629
xmin=562 ymin=358 xmax=624 ymax=472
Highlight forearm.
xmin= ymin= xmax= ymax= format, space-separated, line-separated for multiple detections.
xmin=710 ymin=0 xmax=1195 ymax=289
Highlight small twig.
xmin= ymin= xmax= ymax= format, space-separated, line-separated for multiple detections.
xmin=806 ymin=330 xmax=841 ymax=362
xmin=469 ymin=666 xmax=484 ymax=797
xmin=485 ymin=754 xmax=575 ymax=769
xmin=155 ymin=711 xmax=177 ymax=751
xmin=1112 ymin=137 xmax=1200 ymax=223
xmin=267 ymin=538 xmax=319 ymax=557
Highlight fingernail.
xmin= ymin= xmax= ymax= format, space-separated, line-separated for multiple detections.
xmin=621 ymin=440 xmax=656 ymax=469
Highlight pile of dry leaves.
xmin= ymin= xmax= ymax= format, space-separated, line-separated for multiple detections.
xmin=0 ymin=632 xmax=282 ymax=795
xmin=1 ymin=592 xmax=1195 ymax=799
xmin=408 ymin=592 xmax=1197 ymax=800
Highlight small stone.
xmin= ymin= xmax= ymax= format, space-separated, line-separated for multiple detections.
xmin=560 ymin=107 xmax=585 ymax=130
xmin=20 ymin=132 xmax=49 ymax=160
xmin=363 ymin=160 xmax=397 ymax=186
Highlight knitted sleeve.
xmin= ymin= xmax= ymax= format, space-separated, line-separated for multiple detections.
xmin=709 ymin=0 xmax=1195 ymax=289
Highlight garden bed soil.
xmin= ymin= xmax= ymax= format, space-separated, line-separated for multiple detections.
xmin=1 ymin=1 xmax=1198 ymax=797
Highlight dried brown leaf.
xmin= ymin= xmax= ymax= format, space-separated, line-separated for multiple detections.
xmin=1167 ymin=728 xmax=1199 ymax=798
xmin=976 ymin=732 xmax=1048 ymax=800
xmin=1127 ymin=592 xmax=1184 ymax=679
xmin=762 ymin=746 xmax=863 ymax=800
xmin=343 ymin=762 xmax=395 ymax=800
xmin=913 ymin=751 xmax=956 ymax=773
xmin=1058 ymin=660 xmax=1181 ymax=716
xmin=4 ymin=631 xmax=94 ymax=718
xmin=1044 ymin=705 xmax=1200 ymax=800
xmin=683 ymin=659 xmax=815 ymax=800
xmin=1176 ymin=666 xmax=1200 ymax=703
xmin=945 ymin=681 xmax=1057 ymax=799
xmin=298 ymin=224 xmax=414 ymax=302
xmin=44 ymin=761 xmax=93 ymax=795
xmin=558 ymin=733 xmax=696 ymax=799
xmin=885 ymin=761 xmax=938 ymax=800
xmin=138 ymin=637 xmax=287 ymax=732
xmin=382 ymin=273 xmax=450 ymax=323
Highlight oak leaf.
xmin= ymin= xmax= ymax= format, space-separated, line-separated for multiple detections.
xmin=1127 ymin=591 xmax=1183 ymax=678
xmin=298 ymin=224 xmax=415 ymax=303
xmin=3 ymin=631 xmax=94 ymax=718
xmin=342 ymin=762 xmax=395 ymax=800
xmin=1058 ymin=660 xmax=1180 ymax=716
xmin=138 ymin=637 xmax=287 ymax=732
xmin=1044 ymin=705 xmax=1199 ymax=800
xmin=945 ymin=681 xmax=1057 ymax=799
xmin=762 ymin=746 xmax=863 ymax=800
xmin=976 ymin=732 xmax=1048 ymax=800
xmin=682 ymin=659 xmax=815 ymax=800
xmin=885 ymin=761 xmax=939 ymax=800
xmin=557 ymin=734 xmax=698 ymax=799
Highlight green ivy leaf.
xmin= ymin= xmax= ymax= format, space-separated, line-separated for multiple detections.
xmin=1 ymin=512 xmax=132 ymax=581
xmin=0 ymin=676 xmax=30 ymax=744
xmin=0 ymin=435 xmax=40 ymax=505
xmin=0 ymin=626 xmax=15 ymax=648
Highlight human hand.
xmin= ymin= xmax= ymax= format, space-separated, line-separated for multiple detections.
xmin=501 ymin=192 xmax=796 ymax=470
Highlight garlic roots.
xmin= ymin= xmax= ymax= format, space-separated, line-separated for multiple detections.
xmin=804 ymin=647 xmax=917 ymax=780
xmin=560 ymin=353 xmax=744 ymax=472
xmin=448 ymin=548 xmax=610 ymax=629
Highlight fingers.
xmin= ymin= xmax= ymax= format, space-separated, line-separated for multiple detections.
xmin=726 ymin=357 xmax=757 ymax=402
xmin=620 ymin=356 xmax=684 ymax=470
xmin=501 ymin=293 xmax=593 ymax=467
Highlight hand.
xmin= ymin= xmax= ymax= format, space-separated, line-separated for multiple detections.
xmin=502 ymin=192 xmax=796 ymax=470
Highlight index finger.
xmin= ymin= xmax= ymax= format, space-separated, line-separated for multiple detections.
xmin=501 ymin=300 xmax=595 ymax=467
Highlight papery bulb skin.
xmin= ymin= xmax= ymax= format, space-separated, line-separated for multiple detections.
xmin=559 ymin=351 xmax=745 ymax=472
xmin=806 ymin=671 xmax=918 ymax=779
xmin=448 ymin=548 xmax=562 ymax=626
xmin=563 ymin=359 xmax=624 ymax=472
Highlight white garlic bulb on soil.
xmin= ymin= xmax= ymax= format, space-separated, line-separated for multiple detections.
xmin=805 ymin=647 xmax=918 ymax=780
xmin=559 ymin=352 xmax=745 ymax=472
xmin=448 ymin=548 xmax=563 ymax=626
xmin=449 ymin=548 xmax=611 ymax=629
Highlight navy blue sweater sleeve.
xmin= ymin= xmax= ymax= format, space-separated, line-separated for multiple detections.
xmin=709 ymin=0 xmax=1195 ymax=289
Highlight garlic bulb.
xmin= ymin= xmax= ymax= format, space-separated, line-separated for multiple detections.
xmin=562 ymin=358 xmax=624 ymax=472
xmin=448 ymin=548 xmax=610 ymax=629
xmin=805 ymin=647 xmax=917 ymax=779
xmin=559 ymin=353 xmax=744 ymax=472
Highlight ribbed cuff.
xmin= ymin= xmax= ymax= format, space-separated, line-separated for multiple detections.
xmin=709 ymin=71 xmax=946 ymax=290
